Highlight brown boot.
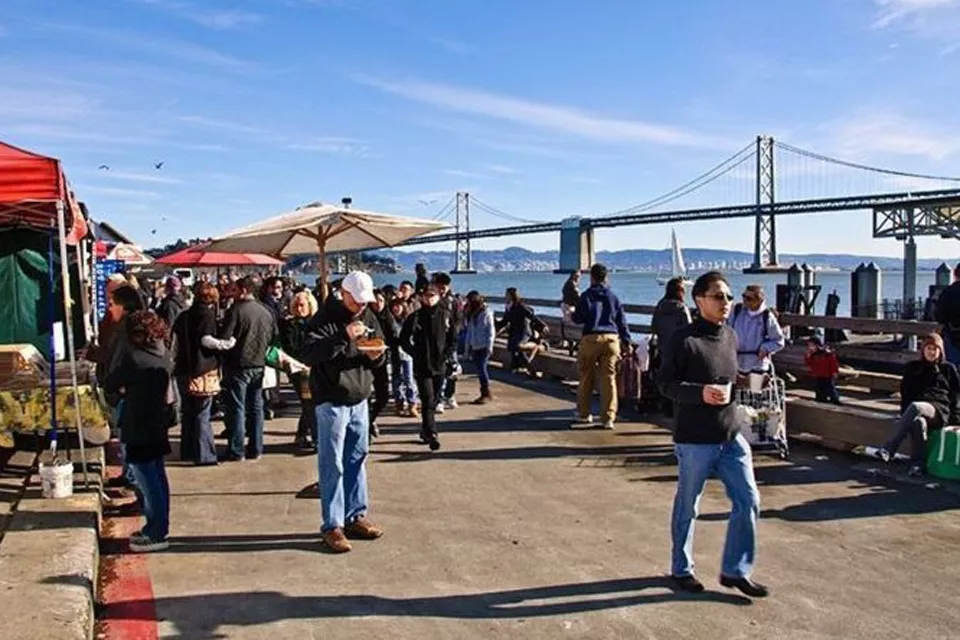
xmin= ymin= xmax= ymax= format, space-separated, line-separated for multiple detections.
xmin=472 ymin=393 xmax=492 ymax=405
xmin=321 ymin=528 xmax=352 ymax=553
xmin=344 ymin=517 xmax=384 ymax=540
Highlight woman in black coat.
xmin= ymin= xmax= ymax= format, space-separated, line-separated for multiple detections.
xmin=879 ymin=332 xmax=960 ymax=476
xmin=172 ymin=283 xmax=234 ymax=465
xmin=281 ymin=290 xmax=319 ymax=449
xmin=104 ymin=310 xmax=176 ymax=553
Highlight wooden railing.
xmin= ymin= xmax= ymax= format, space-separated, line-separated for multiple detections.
xmin=486 ymin=296 xmax=935 ymax=337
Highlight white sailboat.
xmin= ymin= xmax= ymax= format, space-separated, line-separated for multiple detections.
xmin=656 ymin=229 xmax=693 ymax=286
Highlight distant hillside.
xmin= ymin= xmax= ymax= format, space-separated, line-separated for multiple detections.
xmin=375 ymin=247 xmax=957 ymax=273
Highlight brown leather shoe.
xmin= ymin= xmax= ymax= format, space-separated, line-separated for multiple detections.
xmin=321 ymin=528 xmax=352 ymax=553
xmin=344 ymin=517 xmax=384 ymax=540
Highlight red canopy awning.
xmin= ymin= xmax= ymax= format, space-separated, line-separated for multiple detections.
xmin=155 ymin=243 xmax=284 ymax=267
xmin=0 ymin=140 xmax=88 ymax=244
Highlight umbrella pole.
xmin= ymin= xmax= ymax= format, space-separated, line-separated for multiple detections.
xmin=316 ymin=235 xmax=328 ymax=303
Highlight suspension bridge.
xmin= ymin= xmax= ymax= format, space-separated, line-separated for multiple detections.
xmin=401 ymin=136 xmax=960 ymax=289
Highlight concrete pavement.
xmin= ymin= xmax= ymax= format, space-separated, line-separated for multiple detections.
xmin=99 ymin=371 xmax=960 ymax=639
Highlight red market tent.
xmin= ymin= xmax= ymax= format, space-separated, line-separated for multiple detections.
xmin=0 ymin=139 xmax=90 ymax=484
xmin=0 ymin=140 xmax=87 ymax=244
xmin=156 ymin=243 xmax=284 ymax=267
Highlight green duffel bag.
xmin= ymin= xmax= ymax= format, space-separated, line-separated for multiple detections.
xmin=927 ymin=427 xmax=960 ymax=480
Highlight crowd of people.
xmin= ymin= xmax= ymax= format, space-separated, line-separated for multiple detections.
xmin=90 ymin=258 xmax=960 ymax=599
xmin=89 ymin=263 xmax=554 ymax=554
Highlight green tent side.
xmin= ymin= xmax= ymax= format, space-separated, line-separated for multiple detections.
xmin=0 ymin=228 xmax=64 ymax=356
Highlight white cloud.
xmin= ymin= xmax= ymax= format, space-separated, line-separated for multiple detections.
xmin=0 ymin=87 xmax=98 ymax=120
xmin=353 ymin=75 xmax=723 ymax=148
xmin=98 ymin=171 xmax=182 ymax=185
xmin=827 ymin=112 xmax=960 ymax=160
xmin=75 ymin=185 xmax=162 ymax=199
xmin=872 ymin=0 xmax=957 ymax=28
xmin=134 ymin=1 xmax=263 ymax=30
xmin=429 ymin=36 xmax=475 ymax=55
xmin=872 ymin=0 xmax=960 ymax=52
xmin=443 ymin=169 xmax=488 ymax=179
xmin=178 ymin=115 xmax=270 ymax=135
xmin=286 ymin=137 xmax=371 ymax=156
xmin=480 ymin=164 xmax=517 ymax=174
xmin=40 ymin=23 xmax=254 ymax=71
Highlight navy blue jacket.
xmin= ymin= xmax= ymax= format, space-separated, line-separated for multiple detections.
xmin=572 ymin=284 xmax=631 ymax=343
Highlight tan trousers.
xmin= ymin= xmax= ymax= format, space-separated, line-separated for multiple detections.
xmin=577 ymin=333 xmax=621 ymax=422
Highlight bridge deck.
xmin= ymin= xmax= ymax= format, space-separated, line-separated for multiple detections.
xmin=99 ymin=371 xmax=960 ymax=639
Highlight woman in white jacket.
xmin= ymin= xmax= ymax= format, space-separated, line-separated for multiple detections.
xmin=464 ymin=291 xmax=496 ymax=404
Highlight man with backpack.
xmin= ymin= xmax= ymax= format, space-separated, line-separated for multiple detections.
xmin=727 ymin=285 xmax=785 ymax=375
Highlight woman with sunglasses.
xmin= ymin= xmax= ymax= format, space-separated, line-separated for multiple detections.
xmin=658 ymin=271 xmax=768 ymax=599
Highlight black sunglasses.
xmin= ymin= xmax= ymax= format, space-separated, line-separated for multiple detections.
xmin=701 ymin=292 xmax=734 ymax=302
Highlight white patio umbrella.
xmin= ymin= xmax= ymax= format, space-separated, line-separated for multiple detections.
xmin=205 ymin=201 xmax=450 ymax=298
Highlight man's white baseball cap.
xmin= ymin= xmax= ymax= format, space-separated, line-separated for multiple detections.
xmin=341 ymin=271 xmax=376 ymax=304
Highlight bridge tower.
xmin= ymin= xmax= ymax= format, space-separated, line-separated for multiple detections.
xmin=452 ymin=191 xmax=477 ymax=274
xmin=744 ymin=135 xmax=784 ymax=273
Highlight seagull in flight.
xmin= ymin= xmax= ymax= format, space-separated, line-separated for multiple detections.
xmin=154 ymin=161 xmax=165 ymax=170
xmin=418 ymin=199 xmax=438 ymax=207
xmin=98 ymin=165 xmax=110 ymax=171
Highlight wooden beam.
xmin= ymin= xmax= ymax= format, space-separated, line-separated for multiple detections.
xmin=779 ymin=312 xmax=937 ymax=336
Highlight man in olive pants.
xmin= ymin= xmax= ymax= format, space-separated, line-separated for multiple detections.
xmin=572 ymin=263 xmax=632 ymax=430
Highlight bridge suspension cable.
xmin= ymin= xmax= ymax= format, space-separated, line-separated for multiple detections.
xmin=599 ymin=141 xmax=757 ymax=218
xmin=470 ymin=196 xmax=541 ymax=224
xmin=430 ymin=195 xmax=457 ymax=222
xmin=774 ymin=142 xmax=960 ymax=183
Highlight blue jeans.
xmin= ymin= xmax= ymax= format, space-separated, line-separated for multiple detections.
xmin=473 ymin=348 xmax=491 ymax=394
xmin=392 ymin=351 xmax=418 ymax=406
xmin=128 ymin=457 xmax=171 ymax=542
xmin=315 ymin=401 xmax=369 ymax=532
xmin=671 ymin=434 xmax=760 ymax=579
xmin=178 ymin=377 xmax=216 ymax=464
xmin=223 ymin=367 xmax=265 ymax=459
xmin=945 ymin=333 xmax=960 ymax=366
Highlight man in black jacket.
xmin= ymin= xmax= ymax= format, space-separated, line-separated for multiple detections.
xmin=218 ymin=276 xmax=277 ymax=462
xmin=935 ymin=263 xmax=960 ymax=365
xmin=658 ymin=271 xmax=768 ymax=598
xmin=400 ymin=284 xmax=456 ymax=451
xmin=301 ymin=271 xmax=385 ymax=553
xmin=433 ymin=272 xmax=462 ymax=411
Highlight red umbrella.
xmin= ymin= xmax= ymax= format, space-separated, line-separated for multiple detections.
xmin=155 ymin=243 xmax=284 ymax=267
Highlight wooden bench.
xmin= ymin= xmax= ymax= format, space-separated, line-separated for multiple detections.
xmin=773 ymin=345 xmax=902 ymax=394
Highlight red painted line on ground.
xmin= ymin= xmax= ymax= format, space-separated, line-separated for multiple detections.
xmin=95 ymin=444 xmax=160 ymax=640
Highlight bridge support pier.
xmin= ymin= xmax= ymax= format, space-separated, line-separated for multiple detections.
xmin=903 ymin=236 xmax=918 ymax=320
xmin=555 ymin=217 xmax=594 ymax=273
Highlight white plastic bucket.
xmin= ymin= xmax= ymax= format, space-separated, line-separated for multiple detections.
xmin=39 ymin=462 xmax=74 ymax=499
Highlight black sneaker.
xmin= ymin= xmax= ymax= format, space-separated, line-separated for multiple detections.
xmin=218 ymin=453 xmax=243 ymax=463
xmin=670 ymin=574 xmax=705 ymax=593
xmin=370 ymin=422 xmax=381 ymax=438
xmin=428 ymin=438 xmax=441 ymax=452
xmin=907 ymin=464 xmax=924 ymax=478
xmin=719 ymin=575 xmax=769 ymax=598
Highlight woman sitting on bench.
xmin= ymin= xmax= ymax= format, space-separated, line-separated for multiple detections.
xmin=878 ymin=333 xmax=960 ymax=477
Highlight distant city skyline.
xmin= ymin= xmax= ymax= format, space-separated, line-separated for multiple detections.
xmin=2 ymin=0 xmax=959 ymax=258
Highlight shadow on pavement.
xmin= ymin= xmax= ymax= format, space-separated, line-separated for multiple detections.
xmin=375 ymin=442 xmax=677 ymax=464
xmin=95 ymin=576 xmax=751 ymax=637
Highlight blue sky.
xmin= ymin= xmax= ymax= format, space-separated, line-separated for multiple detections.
xmin=2 ymin=0 xmax=959 ymax=258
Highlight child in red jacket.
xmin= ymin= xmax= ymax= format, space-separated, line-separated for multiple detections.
xmin=805 ymin=335 xmax=841 ymax=404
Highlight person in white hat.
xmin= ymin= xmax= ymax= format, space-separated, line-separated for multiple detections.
xmin=301 ymin=271 xmax=387 ymax=553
